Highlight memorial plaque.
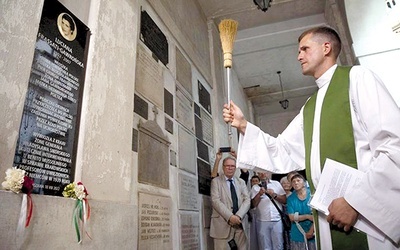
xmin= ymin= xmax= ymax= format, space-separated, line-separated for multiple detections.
xmin=13 ymin=0 xmax=90 ymax=196
xmin=140 ymin=11 xmax=168 ymax=65
xmin=198 ymin=80 xmax=211 ymax=114
xmin=194 ymin=115 xmax=203 ymax=140
xmin=197 ymin=158 xmax=211 ymax=196
xmin=178 ymin=126 xmax=196 ymax=174
xmin=138 ymin=120 xmax=170 ymax=189
xmin=134 ymin=94 xmax=148 ymax=120
xmin=135 ymin=44 xmax=163 ymax=109
xmin=197 ymin=139 xmax=209 ymax=162
xmin=179 ymin=212 xmax=200 ymax=250
xmin=194 ymin=103 xmax=201 ymax=117
xmin=139 ymin=193 xmax=172 ymax=249
xmin=200 ymin=108 xmax=213 ymax=146
xmin=132 ymin=128 xmax=138 ymax=152
xmin=176 ymin=87 xmax=194 ymax=132
xmin=164 ymin=88 xmax=173 ymax=117
xmin=165 ymin=116 xmax=173 ymax=134
xmin=202 ymin=196 xmax=212 ymax=228
xmin=178 ymin=173 xmax=199 ymax=210
xmin=176 ymin=47 xmax=192 ymax=95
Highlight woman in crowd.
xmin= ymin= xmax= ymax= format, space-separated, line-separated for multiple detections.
xmin=280 ymin=175 xmax=292 ymax=250
xmin=280 ymin=176 xmax=292 ymax=197
xmin=286 ymin=174 xmax=315 ymax=250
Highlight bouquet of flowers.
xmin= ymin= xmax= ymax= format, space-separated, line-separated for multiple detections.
xmin=2 ymin=167 xmax=34 ymax=229
xmin=2 ymin=167 xmax=34 ymax=194
xmin=63 ymin=182 xmax=91 ymax=243
xmin=62 ymin=181 xmax=88 ymax=200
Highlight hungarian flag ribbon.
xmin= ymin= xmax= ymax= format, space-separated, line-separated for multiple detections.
xmin=73 ymin=198 xmax=91 ymax=243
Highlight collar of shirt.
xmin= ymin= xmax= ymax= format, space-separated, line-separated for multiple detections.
xmin=315 ymin=64 xmax=337 ymax=89
xmin=225 ymin=177 xmax=237 ymax=189
xmin=225 ymin=176 xmax=235 ymax=183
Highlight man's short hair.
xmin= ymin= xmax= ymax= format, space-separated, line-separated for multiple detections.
xmin=298 ymin=26 xmax=342 ymax=58
xmin=222 ymin=156 xmax=236 ymax=166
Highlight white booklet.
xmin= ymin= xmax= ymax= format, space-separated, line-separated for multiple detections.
xmin=309 ymin=158 xmax=385 ymax=241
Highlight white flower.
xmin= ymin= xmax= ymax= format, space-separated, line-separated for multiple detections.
xmin=74 ymin=184 xmax=86 ymax=200
xmin=2 ymin=167 xmax=26 ymax=193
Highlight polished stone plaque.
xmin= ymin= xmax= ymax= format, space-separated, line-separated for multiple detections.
xmin=134 ymin=94 xmax=148 ymax=120
xmin=13 ymin=0 xmax=90 ymax=196
xmin=197 ymin=158 xmax=211 ymax=196
xmin=165 ymin=116 xmax=173 ymax=134
xmin=202 ymin=196 xmax=212 ymax=228
xmin=139 ymin=193 xmax=171 ymax=249
xmin=135 ymin=44 xmax=163 ymax=109
xmin=178 ymin=125 xmax=196 ymax=174
xmin=178 ymin=173 xmax=199 ymax=210
xmin=164 ymin=88 xmax=173 ymax=117
xmin=200 ymin=108 xmax=213 ymax=146
xmin=138 ymin=120 xmax=170 ymax=189
xmin=176 ymin=47 xmax=192 ymax=95
xmin=179 ymin=212 xmax=200 ymax=250
xmin=194 ymin=102 xmax=201 ymax=117
xmin=194 ymin=115 xmax=203 ymax=140
xmin=197 ymin=139 xmax=209 ymax=163
xmin=198 ymin=80 xmax=211 ymax=114
xmin=140 ymin=11 xmax=168 ymax=65
xmin=176 ymin=86 xmax=194 ymax=132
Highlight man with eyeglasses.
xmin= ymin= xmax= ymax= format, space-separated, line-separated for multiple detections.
xmin=210 ymin=156 xmax=251 ymax=250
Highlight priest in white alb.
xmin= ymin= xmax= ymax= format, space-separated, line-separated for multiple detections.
xmin=223 ymin=26 xmax=400 ymax=249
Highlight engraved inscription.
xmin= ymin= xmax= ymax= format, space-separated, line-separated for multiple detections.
xmin=139 ymin=193 xmax=171 ymax=249
xmin=200 ymin=108 xmax=213 ymax=146
xmin=178 ymin=126 xmax=196 ymax=174
xmin=134 ymin=94 xmax=148 ymax=119
xmin=198 ymin=80 xmax=211 ymax=114
xmin=135 ymin=44 xmax=163 ymax=109
xmin=140 ymin=11 xmax=168 ymax=65
xmin=197 ymin=158 xmax=211 ymax=196
xmin=179 ymin=213 xmax=200 ymax=250
xmin=176 ymin=87 xmax=194 ymax=132
xmin=197 ymin=139 xmax=209 ymax=162
xmin=176 ymin=48 xmax=192 ymax=95
xmin=178 ymin=174 xmax=199 ymax=210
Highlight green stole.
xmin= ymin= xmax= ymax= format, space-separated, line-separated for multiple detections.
xmin=303 ymin=66 xmax=368 ymax=249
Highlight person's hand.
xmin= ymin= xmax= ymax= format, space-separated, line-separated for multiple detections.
xmin=258 ymin=187 xmax=266 ymax=195
xmin=223 ymin=101 xmax=247 ymax=134
xmin=266 ymin=188 xmax=275 ymax=197
xmin=305 ymin=231 xmax=315 ymax=239
xmin=230 ymin=149 xmax=237 ymax=158
xmin=216 ymin=150 xmax=222 ymax=160
xmin=327 ymin=197 xmax=358 ymax=232
xmin=229 ymin=215 xmax=242 ymax=226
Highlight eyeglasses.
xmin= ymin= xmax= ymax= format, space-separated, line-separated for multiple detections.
xmin=223 ymin=165 xmax=236 ymax=168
